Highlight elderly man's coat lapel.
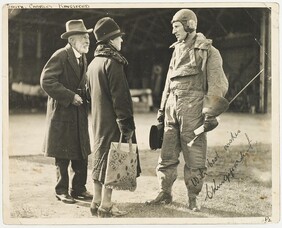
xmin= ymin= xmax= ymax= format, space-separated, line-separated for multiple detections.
xmin=65 ymin=44 xmax=81 ymax=79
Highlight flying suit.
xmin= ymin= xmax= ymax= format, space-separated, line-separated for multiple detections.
xmin=157 ymin=33 xmax=228 ymax=198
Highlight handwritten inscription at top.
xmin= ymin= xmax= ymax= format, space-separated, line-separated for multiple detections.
xmin=7 ymin=4 xmax=52 ymax=9
xmin=7 ymin=5 xmax=26 ymax=9
xmin=7 ymin=4 xmax=90 ymax=9
xmin=29 ymin=4 xmax=52 ymax=9
xmin=58 ymin=4 xmax=90 ymax=8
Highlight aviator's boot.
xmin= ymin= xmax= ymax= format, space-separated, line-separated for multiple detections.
xmin=145 ymin=192 xmax=172 ymax=205
xmin=188 ymin=197 xmax=200 ymax=212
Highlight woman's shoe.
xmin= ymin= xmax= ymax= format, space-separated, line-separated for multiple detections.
xmin=97 ymin=205 xmax=128 ymax=218
xmin=90 ymin=201 xmax=100 ymax=216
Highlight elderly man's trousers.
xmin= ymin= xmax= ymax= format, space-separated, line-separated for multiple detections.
xmin=55 ymin=158 xmax=88 ymax=195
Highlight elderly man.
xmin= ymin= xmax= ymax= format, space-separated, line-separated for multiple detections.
xmin=40 ymin=19 xmax=93 ymax=204
xmin=146 ymin=9 xmax=229 ymax=211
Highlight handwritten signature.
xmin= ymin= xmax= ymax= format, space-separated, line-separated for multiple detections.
xmin=224 ymin=130 xmax=241 ymax=151
xmin=190 ymin=151 xmax=220 ymax=186
xmin=205 ymin=133 xmax=253 ymax=201
xmin=190 ymin=130 xmax=242 ymax=187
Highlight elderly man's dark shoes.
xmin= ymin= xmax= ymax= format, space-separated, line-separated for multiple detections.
xmin=56 ymin=193 xmax=76 ymax=204
xmin=70 ymin=191 xmax=93 ymax=200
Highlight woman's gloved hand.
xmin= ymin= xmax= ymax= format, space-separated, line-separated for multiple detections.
xmin=123 ymin=130 xmax=134 ymax=141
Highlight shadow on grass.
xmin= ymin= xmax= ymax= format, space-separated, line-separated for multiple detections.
xmin=110 ymin=202 xmax=203 ymax=218
xmin=102 ymin=202 xmax=254 ymax=218
xmin=50 ymin=198 xmax=253 ymax=218
xmin=74 ymin=199 xmax=92 ymax=208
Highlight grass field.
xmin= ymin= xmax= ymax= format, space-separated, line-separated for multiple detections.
xmin=7 ymin=143 xmax=272 ymax=221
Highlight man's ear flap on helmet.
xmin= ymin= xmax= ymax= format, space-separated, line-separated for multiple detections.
xmin=187 ymin=19 xmax=197 ymax=30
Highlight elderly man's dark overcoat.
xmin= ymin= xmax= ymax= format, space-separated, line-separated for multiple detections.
xmin=40 ymin=43 xmax=91 ymax=160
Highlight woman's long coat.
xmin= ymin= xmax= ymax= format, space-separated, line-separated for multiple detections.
xmin=87 ymin=44 xmax=140 ymax=182
xmin=40 ymin=44 xmax=91 ymax=160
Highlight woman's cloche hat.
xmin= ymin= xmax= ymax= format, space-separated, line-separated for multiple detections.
xmin=94 ymin=17 xmax=125 ymax=44
xmin=61 ymin=19 xmax=93 ymax=39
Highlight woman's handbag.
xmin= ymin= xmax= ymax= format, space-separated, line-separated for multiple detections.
xmin=104 ymin=136 xmax=138 ymax=191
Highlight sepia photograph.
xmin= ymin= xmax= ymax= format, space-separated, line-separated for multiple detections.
xmin=1 ymin=1 xmax=280 ymax=225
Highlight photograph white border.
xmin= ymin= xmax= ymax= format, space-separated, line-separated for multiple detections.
xmin=1 ymin=0 xmax=280 ymax=226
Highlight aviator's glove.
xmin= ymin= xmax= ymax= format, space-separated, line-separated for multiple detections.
xmin=157 ymin=109 xmax=164 ymax=124
xmin=203 ymin=115 xmax=218 ymax=132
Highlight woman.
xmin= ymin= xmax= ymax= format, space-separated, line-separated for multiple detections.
xmin=87 ymin=17 xmax=141 ymax=218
